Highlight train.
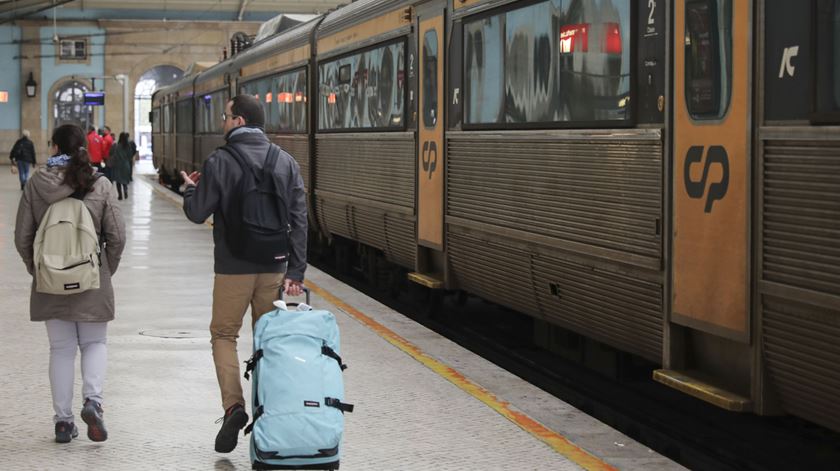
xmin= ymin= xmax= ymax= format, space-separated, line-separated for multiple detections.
xmin=152 ymin=0 xmax=840 ymax=434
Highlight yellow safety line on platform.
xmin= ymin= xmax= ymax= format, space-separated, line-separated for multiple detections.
xmin=306 ymin=281 xmax=617 ymax=471
xmin=143 ymin=174 xmax=615 ymax=470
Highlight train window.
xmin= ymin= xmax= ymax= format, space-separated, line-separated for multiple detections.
xmin=196 ymin=89 xmax=227 ymax=134
xmin=151 ymin=108 xmax=161 ymax=134
xmin=465 ymin=0 xmax=631 ymax=126
xmin=163 ymin=104 xmax=172 ymax=133
xmin=175 ymin=99 xmax=192 ymax=134
xmin=684 ymin=0 xmax=732 ymax=120
xmin=423 ymin=30 xmax=439 ymax=128
xmin=464 ymin=15 xmax=504 ymax=124
xmin=813 ymin=0 xmax=840 ymax=121
xmin=318 ymin=40 xmax=405 ymax=131
xmin=243 ymin=69 xmax=308 ymax=133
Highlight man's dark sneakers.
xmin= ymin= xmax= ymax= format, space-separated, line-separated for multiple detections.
xmin=55 ymin=421 xmax=79 ymax=443
xmin=81 ymin=399 xmax=108 ymax=442
xmin=215 ymin=404 xmax=248 ymax=453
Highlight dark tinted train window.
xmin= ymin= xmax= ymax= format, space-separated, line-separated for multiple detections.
xmin=465 ymin=0 xmax=632 ymax=126
xmin=151 ymin=108 xmax=161 ymax=133
xmin=176 ymin=99 xmax=192 ymax=134
xmin=814 ymin=0 xmax=840 ymax=121
xmin=241 ymin=69 xmax=307 ymax=133
xmin=318 ymin=40 xmax=405 ymax=131
xmin=685 ymin=0 xmax=732 ymax=119
xmin=423 ymin=30 xmax=439 ymax=128
xmin=196 ymin=89 xmax=227 ymax=134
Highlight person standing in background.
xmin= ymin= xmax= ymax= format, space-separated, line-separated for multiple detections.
xmin=86 ymin=126 xmax=104 ymax=172
xmin=9 ymin=129 xmax=37 ymax=190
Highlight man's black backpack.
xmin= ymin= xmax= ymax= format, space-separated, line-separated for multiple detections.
xmin=220 ymin=144 xmax=291 ymax=265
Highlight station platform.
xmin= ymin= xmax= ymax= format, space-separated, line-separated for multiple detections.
xmin=0 ymin=169 xmax=684 ymax=470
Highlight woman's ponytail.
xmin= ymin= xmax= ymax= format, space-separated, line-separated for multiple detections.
xmin=53 ymin=124 xmax=96 ymax=192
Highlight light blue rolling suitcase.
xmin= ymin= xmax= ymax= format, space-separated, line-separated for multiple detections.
xmin=244 ymin=289 xmax=353 ymax=470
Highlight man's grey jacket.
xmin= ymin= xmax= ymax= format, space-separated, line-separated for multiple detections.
xmin=182 ymin=126 xmax=307 ymax=280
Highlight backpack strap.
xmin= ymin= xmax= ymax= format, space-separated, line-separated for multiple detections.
xmin=322 ymin=345 xmax=348 ymax=371
xmin=325 ymin=397 xmax=354 ymax=413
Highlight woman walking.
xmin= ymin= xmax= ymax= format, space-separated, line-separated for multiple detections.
xmin=108 ymin=132 xmax=133 ymax=200
xmin=14 ymin=124 xmax=126 ymax=443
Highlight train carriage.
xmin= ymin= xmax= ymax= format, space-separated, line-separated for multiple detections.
xmin=313 ymin=0 xmax=418 ymax=270
xmin=150 ymin=0 xmax=840 ymax=435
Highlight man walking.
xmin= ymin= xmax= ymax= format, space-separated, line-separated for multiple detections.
xmin=9 ymin=129 xmax=36 ymax=190
xmin=180 ymin=94 xmax=307 ymax=453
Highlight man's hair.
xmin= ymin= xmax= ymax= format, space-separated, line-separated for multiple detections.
xmin=22 ymin=129 xmax=30 ymax=138
xmin=88 ymin=126 xmax=96 ymax=133
xmin=230 ymin=95 xmax=265 ymax=128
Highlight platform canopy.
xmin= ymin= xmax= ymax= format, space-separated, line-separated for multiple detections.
xmin=0 ymin=0 xmax=344 ymax=24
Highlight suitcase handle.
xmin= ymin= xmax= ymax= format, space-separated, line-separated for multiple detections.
xmin=279 ymin=286 xmax=310 ymax=307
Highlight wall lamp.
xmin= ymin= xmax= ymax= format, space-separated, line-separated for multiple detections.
xmin=25 ymin=72 xmax=37 ymax=98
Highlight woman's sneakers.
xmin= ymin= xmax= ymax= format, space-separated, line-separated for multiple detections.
xmin=54 ymin=421 xmax=79 ymax=443
xmin=81 ymin=399 xmax=108 ymax=442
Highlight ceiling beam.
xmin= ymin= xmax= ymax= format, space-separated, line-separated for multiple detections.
xmin=0 ymin=0 xmax=75 ymax=25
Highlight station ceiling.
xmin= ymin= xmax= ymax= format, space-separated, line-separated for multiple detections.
xmin=1 ymin=0 xmax=344 ymax=23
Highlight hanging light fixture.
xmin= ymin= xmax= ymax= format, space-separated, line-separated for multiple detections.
xmin=25 ymin=72 xmax=37 ymax=98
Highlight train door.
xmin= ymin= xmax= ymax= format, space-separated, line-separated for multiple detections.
xmin=411 ymin=1 xmax=447 ymax=288
xmin=659 ymin=0 xmax=755 ymax=410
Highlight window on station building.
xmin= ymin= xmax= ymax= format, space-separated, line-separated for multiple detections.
xmin=241 ymin=68 xmax=307 ymax=133
xmin=464 ymin=0 xmax=632 ymax=126
xmin=318 ymin=40 xmax=405 ymax=131
xmin=423 ymin=30 xmax=439 ymax=128
xmin=684 ymin=0 xmax=732 ymax=120
xmin=59 ymin=39 xmax=87 ymax=61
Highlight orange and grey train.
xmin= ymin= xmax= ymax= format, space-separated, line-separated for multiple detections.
xmin=152 ymin=0 xmax=840 ymax=433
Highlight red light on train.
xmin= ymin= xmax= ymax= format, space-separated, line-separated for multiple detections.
xmin=278 ymin=92 xmax=294 ymax=103
xmin=604 ymin=22 xmax=622 ymax=54
xmin=265 ymin=92 xmax=273 ymax=103
xmin=295 ymin=92 xmax=303 ymax=103
xmin=328 ymin=93 xmax=336 ymax=104
xmin=560 ymin=23 xmax=589 ymax=53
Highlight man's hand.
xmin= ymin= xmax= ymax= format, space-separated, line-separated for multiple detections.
xmin=10 ymin=165 xmax=17 ymax=174
xmin=180 ymin=170 xmax=201 ymax=186
xmin=284 ymin=278 xmax=305 ymax=297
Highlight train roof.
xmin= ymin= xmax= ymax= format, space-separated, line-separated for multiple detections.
xmin=229 ymin=15 xmax=323 ymax=71
xmin=317 ymin=0 xmax=414 ymax=40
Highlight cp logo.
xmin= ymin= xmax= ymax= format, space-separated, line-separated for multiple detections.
xmin=684 ymin=145 xmax=729 ymax=213
xmin=422 ymin=141 xmax=437 ymax=180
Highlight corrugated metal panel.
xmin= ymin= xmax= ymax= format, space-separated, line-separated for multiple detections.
xmin=448 ymin=230 xmax=662 ymax=362
xmin=315 ymin=133 xmax=416 ymax=268
xmin=448 ymin=232 xmax=538 ymax=314
xmin=447 ymin=132 xmax=662 ymax=261
xmin=315 ymin=133 xmax=414 ymax=207
xmin=763 ymin=140 xmax=840 ymax=296
xmin=274 ymin=136 xmax=310 ymax=191
xmin=763 ymin=296 xmax=840 ymax=432
xmin=446 ymin=130 xmax=663 ymax=360
xmin=532 ymin=254 xmax=662 ymax=362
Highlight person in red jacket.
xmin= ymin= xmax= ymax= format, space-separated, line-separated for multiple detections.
xmin=100 ymin=127 xmax=113 ymax=160
xmin=86 ymin=126 xmax=104 ymax=170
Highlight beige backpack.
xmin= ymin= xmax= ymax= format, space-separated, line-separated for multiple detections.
xmin=33 ymin=196 xmax=100 ymax=295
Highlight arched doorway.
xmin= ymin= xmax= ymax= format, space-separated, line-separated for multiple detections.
xmin=134 ymin=65 xmax=183 ymax=159
xmin=54 ymin=80 xmax=93 ymax=131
